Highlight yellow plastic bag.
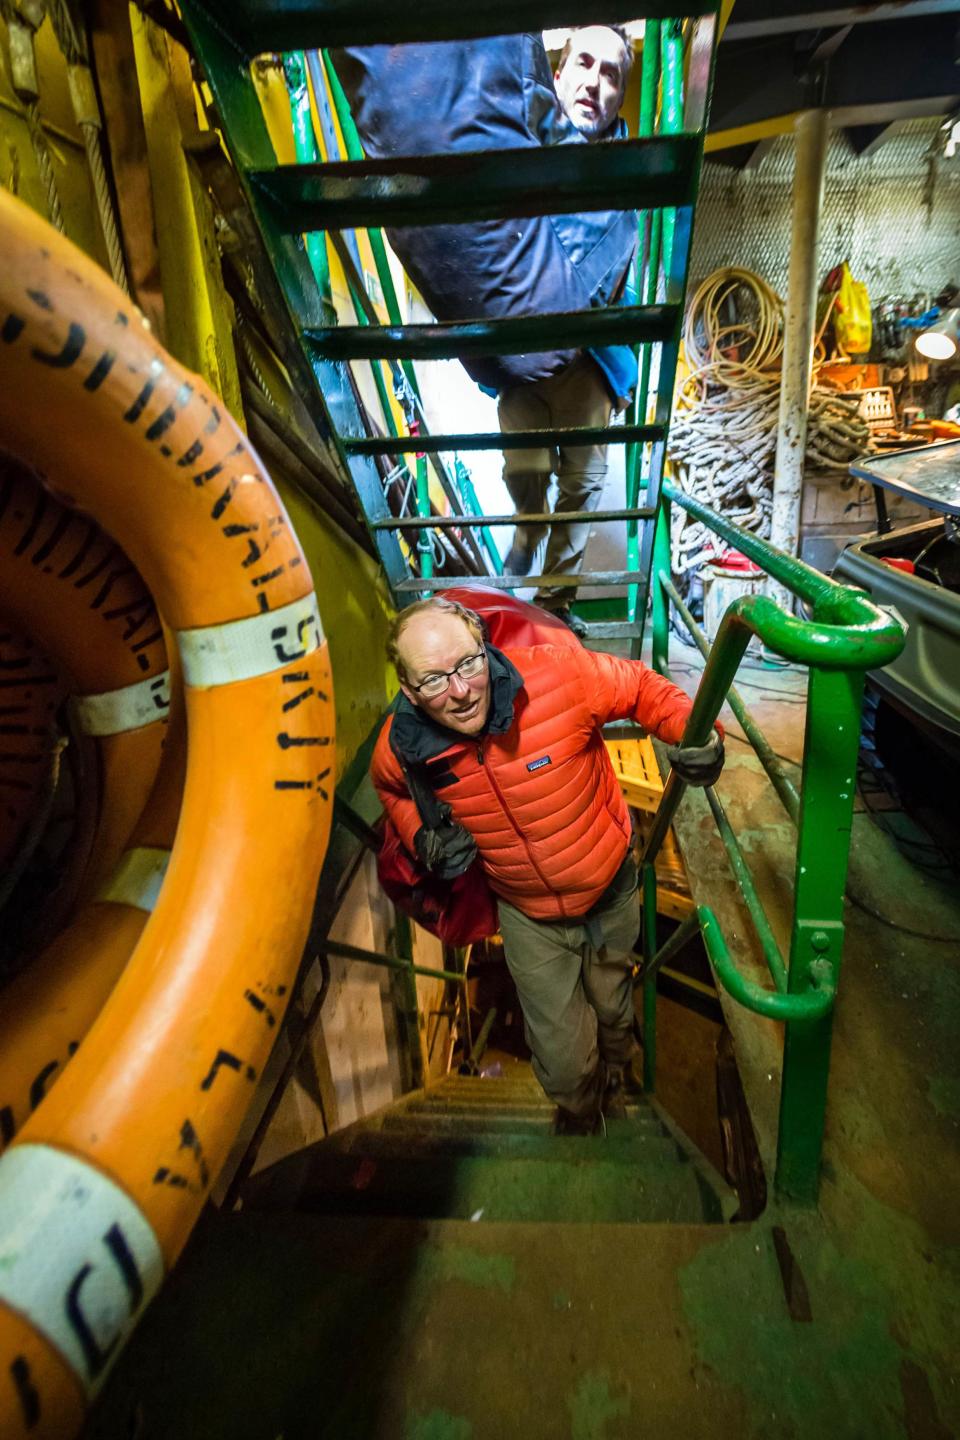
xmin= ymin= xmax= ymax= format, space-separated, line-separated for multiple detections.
xmin=833 ymin=261 xmax=872 ymax=356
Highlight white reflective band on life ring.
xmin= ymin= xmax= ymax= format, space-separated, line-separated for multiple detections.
xmin=97 ymin=846 xmax=170 ymax=913
xmin=176 ymin=592 xmax=323 ymax=689
xmin=0 ymin=1143 xmax=163 ymax=1397
xmin=71 ymin=670 xmax=171 ymax=736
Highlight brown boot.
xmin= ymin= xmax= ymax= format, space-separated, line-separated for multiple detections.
xmin=602 ymin=1064 xmax=628 ymax=1119
xmin=554 ymin=1106 xmax=601 ymax=1136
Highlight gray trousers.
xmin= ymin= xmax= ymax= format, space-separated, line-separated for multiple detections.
xmin=498 ymin=354 xmax=613 ymax=607
xmin=497 ymin=856 xmax=640 ymax=1117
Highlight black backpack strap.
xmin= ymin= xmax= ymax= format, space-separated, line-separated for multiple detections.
xmin=399 ymin=758 xmax=446 ymax=831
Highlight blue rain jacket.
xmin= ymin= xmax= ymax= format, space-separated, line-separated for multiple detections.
xmin=332 ymin=36 xmax=638 ymax=398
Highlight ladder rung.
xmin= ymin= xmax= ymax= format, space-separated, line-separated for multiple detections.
xmin=373 ymin=508 xmax=657 ymax=531
xmin=343 ymin=424 xmax=666 ymax=456
xmin=306 ymin=305 xmax=678 ymax=362
xmin=582 ymin=621 xmax=646 ymax=640
xmin=395 ymin=571 xmax=649 ymax=593
xmin=252 ymin=136 xmax=699 ymax=232
xmin=217 ymin=1 xmax=717 ymax=56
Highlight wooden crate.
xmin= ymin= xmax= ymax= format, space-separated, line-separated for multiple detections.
xmin=605 ymin=736 xmax=694 ymax=922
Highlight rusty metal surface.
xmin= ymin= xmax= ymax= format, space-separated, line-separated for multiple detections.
xmin=693 ymin=118 xmax=960 ymax=298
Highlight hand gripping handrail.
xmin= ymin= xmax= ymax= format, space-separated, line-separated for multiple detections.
xmin=0 ymin=189 xmax=334 ymax=1440
xmin=642 ymin=482 xmax=906 ymax=1029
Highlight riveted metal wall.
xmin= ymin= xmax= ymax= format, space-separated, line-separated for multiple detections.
xmin=691 ymin=118 xmax=960 ymax=300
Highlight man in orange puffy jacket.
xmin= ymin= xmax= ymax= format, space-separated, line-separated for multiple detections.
xmin=372 ymin=597 xmax=724 ymax=1133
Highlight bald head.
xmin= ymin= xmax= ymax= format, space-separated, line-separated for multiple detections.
xmin=391 ymin=601 xmax=491 ymax=737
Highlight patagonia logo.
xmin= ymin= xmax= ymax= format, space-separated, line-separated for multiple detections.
xmin=526 ymin=755 xmax=552 ymax=772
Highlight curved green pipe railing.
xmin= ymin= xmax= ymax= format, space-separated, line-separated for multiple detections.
xmin=663 ymin=478 xmax=905 ymax=667
xmin=661 ymin=573 xmax=800 ymax=822
xmin=642 ymin=481 xmax=907 ymax=1202
xmin=703 ymin=783 xmax=788 ymax=993
xmin=698 ymin=908 xmax=835 ymax=1021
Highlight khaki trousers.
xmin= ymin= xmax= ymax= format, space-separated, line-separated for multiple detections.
xmin=497 ymin=856 xmax=640 ymax=1117
xmin=498 ymin=354 xmax=612 ymax=606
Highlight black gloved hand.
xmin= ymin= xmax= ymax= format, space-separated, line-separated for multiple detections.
xmin=666 ymin=729 xmax=725 ymax=788
xmin=414 ymin=816 xmax=478 ymax=880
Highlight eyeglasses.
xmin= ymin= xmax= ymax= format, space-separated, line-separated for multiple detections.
xmin=409 ymin=650 xmax=487 ymax=699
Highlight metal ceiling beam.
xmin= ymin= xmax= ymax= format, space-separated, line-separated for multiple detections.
xmin=843 ymin=122 xmax=893 ymax=157
xmin=710 ymin=15 xmax=960 ymax=134
xmin=202 ymin=0 xmax=717 ymax=54
xmin=723 ymin=0 xmax=960 ymax=41
xmin=706 ymin=95 xmax=960 ymax=155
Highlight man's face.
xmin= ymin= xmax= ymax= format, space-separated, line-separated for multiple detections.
xmin=555 ymin=26 xmax=628 ymax=140
xmin=398 ymin=612 xmax=491 ymax=737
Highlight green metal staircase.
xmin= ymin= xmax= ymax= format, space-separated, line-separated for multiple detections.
xmin=173 ymin=0 xmax=906 ymax=1215
xmin=177 ymin=0 xmax=720 ymax=644
xmin=241 ymin=1069 xmax=737 ymax=1225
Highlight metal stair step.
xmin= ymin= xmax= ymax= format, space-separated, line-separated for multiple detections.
xmin=211 ymin=0 xmax=717 ymax=52
xmin=303 ymin=304 xmax=678 ymax=364
xmin=398 ymin=1097 xmax=661 ymax=1126
xmin=321 ymin=1126 xmax=676 ymax=1164
xmin=344 ymin=423 xmax=666 ymax=457
xmin=372 ymin=505 xmax=657 ymax=531
xmin=252 ymin=136 xmax=699 ymax=231
xmin=395 ymin=570 xmax=649 ymax=594
xmin=413 ymin=1083 xmax=656 ymax=1110
xmin=377 ymin=1110 xmax=665 ymax=1141
xmin=581 ymin=621 xmax=647 ymax=641
xmin=244 ymin=1150 xmax=714 ymax=1225
xmin=379 ymin=1110 xmax=556 ymax=1138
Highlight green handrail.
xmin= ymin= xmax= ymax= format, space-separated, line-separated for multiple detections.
xmin=286 ymin=53 xmax=405 ymax=444
xmin=455 ymin=456 xmax=504 ymax=575
xmin=283 ymin=52 xmax=333 ymax=312
xmin=698 ymin=908 xmax=835 ymax=1021
xmin=641 ymin=548 xmax=901 ymax=868
xmin=659 ymin=21 xmax=684 ymax=280
xmin=660 ymin=573 xmax=800 ymax=822
xmin=663 ymin=478 xmax=905 ymax=668
xmin=320 ymin=49 xmax=420 ymax=400
xmin=625 ymin=20 xmax=661 ymax=625
xmin=321 ymin=938 xmax=467 ymax=986
xmin=643 ymin=479 xmax=907 ymax=1202
xmin=702 ymin=783 xmax=788 ymax=993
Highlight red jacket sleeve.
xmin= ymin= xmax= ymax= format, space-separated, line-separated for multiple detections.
xmin=371 ymin=719 xmax=422 ymax=854
xmin=569 ymin=646 xmax=708 ymax=747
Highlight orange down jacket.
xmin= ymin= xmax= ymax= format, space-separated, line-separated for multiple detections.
xmin=372 ymin=642 xmax=697 ymax=920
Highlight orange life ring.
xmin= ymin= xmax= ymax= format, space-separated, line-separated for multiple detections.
xmin=0 ymin=661 xmax=185 ymax=1152
xmin=0 ymin=189 xmax=335 ymax=1438
xmin=0 ymin=629 xmax=63 ymax=879
xmin=0 ymin=458 xmax=170 ymax=897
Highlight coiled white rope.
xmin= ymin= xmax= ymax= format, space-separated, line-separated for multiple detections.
xmin=668 ymin=267 xmax=870 ymax=582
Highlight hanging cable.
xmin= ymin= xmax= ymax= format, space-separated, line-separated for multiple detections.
xmin=2 ymin=1 xmax=65 ymax=229
xmin=45 ymin=0 xmax=130 ymax=291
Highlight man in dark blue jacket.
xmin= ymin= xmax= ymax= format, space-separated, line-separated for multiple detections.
xmin=499 ymin=27 xmax=636 ymax=631
xmin=331 ymin=30 xmax=637 ymax=629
